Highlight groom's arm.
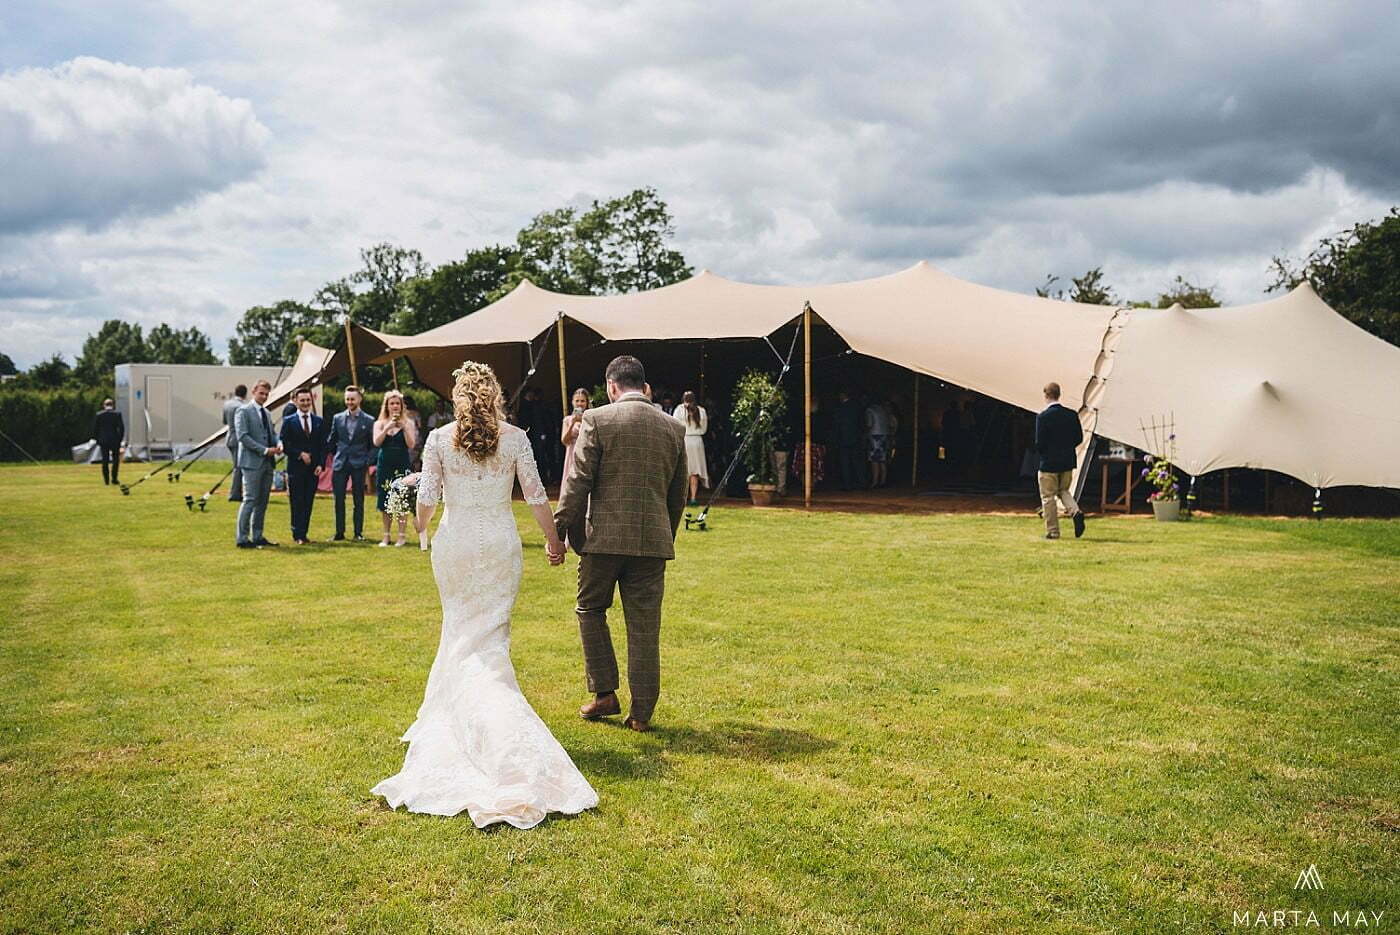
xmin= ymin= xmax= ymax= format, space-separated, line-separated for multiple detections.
xmin=555 ymin=415 xmax=600 ymax=544
xmin=667 ymin=439 xmax=687 ymax=537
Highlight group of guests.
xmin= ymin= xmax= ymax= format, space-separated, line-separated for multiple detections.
xmin=222 ymin=381 xmax=428 ymax=549
xmin=830 ymin=391 xmax=901 ymax=491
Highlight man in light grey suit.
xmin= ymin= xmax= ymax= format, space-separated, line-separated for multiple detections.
xmin=235 ymin=379 xmax=283 ymax=549
xmin=222 ymin=383 xmax=247 ymax=501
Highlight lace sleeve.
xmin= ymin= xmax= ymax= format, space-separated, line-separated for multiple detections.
xmin=514 ymin=431 xmax=550 ymax=506
xmin=418 ymin=430 xmax=443 ymax=509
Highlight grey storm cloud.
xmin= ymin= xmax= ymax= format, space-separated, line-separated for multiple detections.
xmin=0 ymin=57 xmax=270 ymax=235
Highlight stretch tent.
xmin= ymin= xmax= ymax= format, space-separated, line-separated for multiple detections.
xmin=329 ymin=262 xmax=1399 ymax=497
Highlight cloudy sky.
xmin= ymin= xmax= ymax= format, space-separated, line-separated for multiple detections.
xmin=2 ymin=0 xmax=1398 ymax=367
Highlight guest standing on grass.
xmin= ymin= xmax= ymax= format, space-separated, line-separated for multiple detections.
xmin=1035 ymin=381 xmax=1086 ymax=540
xmin=222 ymin=384 xmax=247 ymax=501
xmin=673 ymin=390 xmax=709 ymax=506
xmin=374 ymin=389 xmax=417 ymax=547
xmin=93 ymin=398 xmax=124 ymax=486
xmin=329 ymin=386 xmax=375 ymax=542
xmin=560 ymin=386 xmax=590 ymax=483
xmin=235 ymin=379 xmax=282 ymax=549
xmin=281 ymin=387 xmax=327 ymax=546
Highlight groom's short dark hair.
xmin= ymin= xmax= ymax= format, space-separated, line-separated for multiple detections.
xmin=605 ymin=355 xmax=646 ymax=390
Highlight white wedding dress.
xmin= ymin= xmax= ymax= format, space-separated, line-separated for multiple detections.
xmin=372 ymin=424 xmax=598 ymax=828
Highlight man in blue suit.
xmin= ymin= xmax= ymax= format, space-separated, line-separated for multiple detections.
xmin=235 ymin=379 xmax=283 ymax=549
xmin=281 ymin=386 xmax=328 ymax=545
xmin=328 ymin=385 xmax=375 ymax=541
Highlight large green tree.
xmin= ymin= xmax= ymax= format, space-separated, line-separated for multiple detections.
xmin=498 ymin=188 xmax=692 ymax=299
xmin=227 ymin=300 xmax=321 ymax=366
xmin=75 ymin=320 xmax=148 ymax=385
xmin=1269 ymin=207 xmax=1399 ymax=346
xmin=26 ymin=353 xmax=72 ymax=389
xmin=391 ymin=245 xmax=518 ymax=334
xmin=347 ymin=243 xmax=428 ymax=330
xmin=1153 ymin=276 xmax=1220 ymax=309
xmin=146 ymin=324 xmax=221 ymax=364
xmin=1037 ymin=267 xmax=1118 ymax=305
xmin=0 ymin=352 xmax=16 ymax=377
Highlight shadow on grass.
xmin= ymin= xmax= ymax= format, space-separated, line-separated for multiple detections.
xmin=574 ymin=721 xmax=834 ymax=780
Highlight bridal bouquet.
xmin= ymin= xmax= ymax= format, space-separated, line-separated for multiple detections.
xmin=384 ymin=473 xmax=418 ymax=517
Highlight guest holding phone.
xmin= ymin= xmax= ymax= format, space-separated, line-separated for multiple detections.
xmin=374 ymin=389 xmax=417 ymax=547
xmin=560 ymin=387 xmax=591 ymax=484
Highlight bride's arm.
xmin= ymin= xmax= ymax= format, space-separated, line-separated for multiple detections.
xmin=414 ymin=432 xmax=443 ymax=535
xmin=515 ymin=432 xmax=565 ymax=562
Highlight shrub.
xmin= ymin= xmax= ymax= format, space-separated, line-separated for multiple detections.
xmin=0 ymin=387 xmax=112 ymax=461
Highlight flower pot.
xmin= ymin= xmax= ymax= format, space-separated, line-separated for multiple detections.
xmin=748 ymin=483 xmax=777 ymax=506
xmin=1151 ymin=497 xmax=1181 ymax=522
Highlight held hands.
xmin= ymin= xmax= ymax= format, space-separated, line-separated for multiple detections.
xmin=545 ymin=538 xmax=566 ymax=566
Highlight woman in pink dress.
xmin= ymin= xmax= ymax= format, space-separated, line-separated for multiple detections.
xmin=559 ymin=387 xmax=591 ymax=482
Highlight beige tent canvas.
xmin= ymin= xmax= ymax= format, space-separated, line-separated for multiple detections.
xmin=336 ymin=264 xmax=1398 ymax=493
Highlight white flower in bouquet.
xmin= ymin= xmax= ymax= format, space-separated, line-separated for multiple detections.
xmin=384 ymin=473 xmax=418 ymax=517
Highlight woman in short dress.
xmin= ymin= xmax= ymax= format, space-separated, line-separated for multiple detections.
xmin=673 ymin=390 xmax=709 ymax=506
xmin=373 ymin=390 xmax=417 ymax=546
xmin=559 ymin=387 xmax=591 ymax=484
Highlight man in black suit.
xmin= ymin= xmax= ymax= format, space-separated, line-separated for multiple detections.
xmin=280 ymin=386 xmax=327 ymax=545
xmin=1034 ymin=382 xmax=1086 ymax=539
xmin=93 ymin=398 xmax=125 ymax=485
xmin=833 ymin=390 xmax=864 ymax=491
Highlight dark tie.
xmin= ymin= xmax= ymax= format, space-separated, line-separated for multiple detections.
xmin=261 ymin=409 xmax=271 ymax=440
xmin=302 ymin=414 xmax=310 ymax=436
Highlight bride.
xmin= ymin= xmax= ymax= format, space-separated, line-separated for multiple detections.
xmin=372 ymin=362 xmax=599 ymax=828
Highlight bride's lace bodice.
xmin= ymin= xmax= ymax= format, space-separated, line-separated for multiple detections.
xmin=371 ymin=422 xmax=598 ymax=828
xmin=416 ymin=423 xmax=549 ymax=516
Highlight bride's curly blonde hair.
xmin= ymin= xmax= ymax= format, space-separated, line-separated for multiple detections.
xmin=450 ymin=361 xmax=504 ymax=459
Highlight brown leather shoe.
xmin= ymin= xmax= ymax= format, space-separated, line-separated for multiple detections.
xmin=623 ymin=716 xmax=651 ymax=733
xmin=579 ymin=693 xmax=621 ymax=720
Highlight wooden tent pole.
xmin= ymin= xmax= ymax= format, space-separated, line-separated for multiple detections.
xmin=803 ymin=302 xmax=812 ymax=510
xmin=343 ymin=317 xmax=359 ymax=387
xmin=390 ymin=357 xmax=399 ymax=390
xmin=911 ymin=373 xmax=920 ymax=487
xmin=555 ymin=313 xmax=569 ymax=415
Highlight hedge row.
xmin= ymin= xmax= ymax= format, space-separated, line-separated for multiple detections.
xmin=0 ymin=387 xmax=113 ymax=461
xmin=0 ymin=385 xmax=448 ymax=462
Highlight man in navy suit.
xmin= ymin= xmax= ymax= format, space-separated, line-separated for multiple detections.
xmin=281 ymin=386 xmax=328 ymax=545
xmin=1034 ymin=381 xmax=1086 ymax=540
xmin=328 ymin=385 xmax=376 ymax=541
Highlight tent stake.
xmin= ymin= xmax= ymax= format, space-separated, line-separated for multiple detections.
xmin=803 ymin=302 xmax=812 ymax=510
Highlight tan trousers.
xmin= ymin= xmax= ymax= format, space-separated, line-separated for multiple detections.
xmin=1038 ymin=470 xmax=1080 ymax=536
xmin=576 ymin=553 xmax=667 ymax=722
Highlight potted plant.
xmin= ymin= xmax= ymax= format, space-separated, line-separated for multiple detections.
xmin=730 ymin=369 xmax=787 ymax=506
xmin=1142 ymin=442 xmax=1181 ymax=521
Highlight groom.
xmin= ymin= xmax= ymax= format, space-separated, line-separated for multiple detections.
xmin=555 ymin=355 xmax=688 ymax=733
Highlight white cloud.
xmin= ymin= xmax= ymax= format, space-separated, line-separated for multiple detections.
xmin=1 ymin=2 xmax=1398 ymax=368
xmin=0 ymin=56 xmax=269 ymax=234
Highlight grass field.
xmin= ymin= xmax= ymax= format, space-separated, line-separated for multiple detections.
xmin=1 ymin=461 xmax=1396 ymax=933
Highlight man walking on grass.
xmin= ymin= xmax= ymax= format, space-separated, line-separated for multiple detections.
xmin=1035 ymin=382 xmax=1086 ymax=540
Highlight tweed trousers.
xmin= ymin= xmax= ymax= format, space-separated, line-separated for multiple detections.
xmin=575 ymin=552 xmax=667 ymax=722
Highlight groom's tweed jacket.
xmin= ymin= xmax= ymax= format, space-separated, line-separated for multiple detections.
xmin=555 ymin=393 xmax=688 ymax=559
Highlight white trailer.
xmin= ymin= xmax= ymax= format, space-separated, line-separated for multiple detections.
xmin=113 ymin=363 xmax=322 ymax=460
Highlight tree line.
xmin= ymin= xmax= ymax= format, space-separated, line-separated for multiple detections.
xmin=3 ymin=198 xmax=1395 ymax=396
